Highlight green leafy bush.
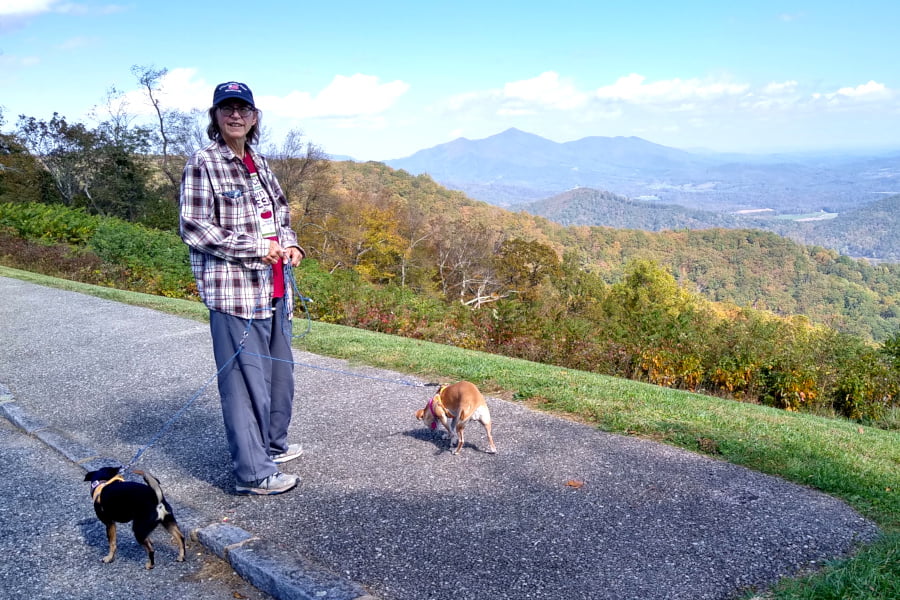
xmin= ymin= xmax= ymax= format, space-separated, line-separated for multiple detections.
xmin=0 ymin=202 xmax=99 ymax=244
xmin=87 ymin=220 xmax=192 ymax=297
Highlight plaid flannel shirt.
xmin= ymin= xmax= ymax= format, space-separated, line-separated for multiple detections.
xmin=179 ymin=139 xmax=300 ymax=319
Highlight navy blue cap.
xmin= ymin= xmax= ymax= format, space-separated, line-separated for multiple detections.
xmin=213 ymin=81 xmax=255 ymax=107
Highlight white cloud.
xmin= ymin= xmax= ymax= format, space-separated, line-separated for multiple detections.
xmin=0 ymin=1 xmax=125 ymax=32
xmin=262 ymin=74 xmax=409 ymax=119
xmin=98 ymin=4 xmax=127 ymax=15
xmin=271 ymin=71 xmax=900 ymax=157
xmin=439 ymin=72 xmax=587 ymax=120
xmin=834 ymin=80 xmax=889 ymax=99
xmin=503 ymin=71 xmax=587 ymax=110
xmin=812 ymin=80 xmax=893 ymax=105
xmin=438 ymin=72 xmax=898 ymax=138
xmin=109 ymin=70 xmax=409 ymax=129
xmin=0 ymin=0 xmax=59 ymax=17
xmin=763 ymin=80 xmax=798 ymax=95
xmin=54 ymin=3 xmax=90 ymax=15
xmin=445 ymin=91 xmax=482 ymax=111
xmin=106 ymin=67 xmax=210 ymax=117
xmin=595 ymin=73 xmax=749 ymax=103
xmin=154 ymin=68 xmax=215 ymax=110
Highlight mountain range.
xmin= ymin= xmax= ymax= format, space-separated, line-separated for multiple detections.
xmin=385 ymin=128 xmax=900 ymax=213
xmin=384 ymin=128 xmax=900 ymax=260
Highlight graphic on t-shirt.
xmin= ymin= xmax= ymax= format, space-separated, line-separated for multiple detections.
xmin=250 ymin=173 xmax=276 ymax=238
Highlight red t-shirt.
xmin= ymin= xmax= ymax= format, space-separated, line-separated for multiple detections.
xmin=242 ymin=152 xmax=284 ymax=298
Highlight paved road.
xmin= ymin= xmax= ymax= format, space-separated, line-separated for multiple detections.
xmin=0 ymin=275 xmax=880 ymax=600
xmin=0 ymin=413 xmax=275 ymax=600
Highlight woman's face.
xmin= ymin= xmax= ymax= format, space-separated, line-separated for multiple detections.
xmin=216 ymin=103 xmax=257 ymax=148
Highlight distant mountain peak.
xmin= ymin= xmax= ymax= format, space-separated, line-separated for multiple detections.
xmin=495 ymin=127 xmax=539 ymax=137
xmin=484 ymin=128 xmax=556 ymax=147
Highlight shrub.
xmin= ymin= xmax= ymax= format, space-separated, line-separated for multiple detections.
xmin=830 ymin=348 xmax=897 ymax=422
xmin=0 ymin=202 xmax=99 ymax=244
xmin=87 ymin=220 xmax=192 ymax=297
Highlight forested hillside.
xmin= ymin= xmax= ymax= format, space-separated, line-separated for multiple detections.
xmin=1 ymin=109 xmax=898 ymax=426
xmin=521 ymin=186 xmax=900 ymax=263
xmin=790 ymin=194 xmax=900 ymax=261
xmin=520 ymin=187 xmax=755 ymax=229
xmin=323 ymin=162 xmax=900 ymax=342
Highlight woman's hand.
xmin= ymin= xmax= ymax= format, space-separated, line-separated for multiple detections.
xmin=263 ymin=241 xmax=304 ymax=266
xmin=263 ymin=240 xmax=284 ymax=265
xmin=284 ymin=246 xmax=304 ymax=266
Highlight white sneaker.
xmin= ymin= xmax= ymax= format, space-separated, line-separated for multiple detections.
xmin=235 ymin=471 xmax=298 ymax=495
xmin=272 ymin=443 xmax=303 ymax=464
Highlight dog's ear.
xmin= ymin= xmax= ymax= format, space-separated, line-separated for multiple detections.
xmin=84 ymin=471 xmax=96 ymax=482
xmin=415 ymin=409 xmax=425 ymax=420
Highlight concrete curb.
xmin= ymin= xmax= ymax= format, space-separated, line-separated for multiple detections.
xmin=0 ymin=396 xmax=378 ymax=600
xmin=196 ymin=523 xmax=376 ymax=600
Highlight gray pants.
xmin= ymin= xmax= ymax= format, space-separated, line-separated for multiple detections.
xmin=209 ymin=298 xmax=294 ymax=483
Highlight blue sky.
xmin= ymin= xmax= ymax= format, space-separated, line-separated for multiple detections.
xmin=1 ymin=1 xmax=898 ymax=160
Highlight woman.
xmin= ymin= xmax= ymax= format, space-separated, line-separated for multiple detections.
xmin=179 ymin=81 xmax=304 ymax=495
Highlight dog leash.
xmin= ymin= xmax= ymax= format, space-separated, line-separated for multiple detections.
xmin=123 ymin=264 xmax=301 ymax=470
xmin=122 ymin=327 xmax=250 ymax=472
xmin=254 ymin=264 xmax=440 ymax=390
xmin=122 ymin=263 xmax=437 ymax=471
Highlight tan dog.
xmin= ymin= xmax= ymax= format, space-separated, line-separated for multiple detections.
xmin=415 ymin=381 xmax=497 ymax=454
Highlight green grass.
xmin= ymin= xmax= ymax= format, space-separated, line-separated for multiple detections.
xmin=2 ymin=264 xmax=898 ymax=598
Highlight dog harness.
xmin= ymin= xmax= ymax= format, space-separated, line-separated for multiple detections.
xmin=425 ymin=385 xmax=449 ymax=429
xmin=91 ymin=473 xmax=125 ymax=503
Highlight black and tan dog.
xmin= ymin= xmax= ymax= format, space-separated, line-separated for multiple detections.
xmin=415 ymin=381 xmax=498 ymax=454
xmin=84 ymin=466 xmax=186 ymax=569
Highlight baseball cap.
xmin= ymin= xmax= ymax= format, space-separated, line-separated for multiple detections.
xmin=213 ymin=82 xmax=255 ymax=107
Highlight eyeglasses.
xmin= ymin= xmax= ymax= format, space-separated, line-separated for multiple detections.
xmin=217 ymin=105 xmax=255 ymax=117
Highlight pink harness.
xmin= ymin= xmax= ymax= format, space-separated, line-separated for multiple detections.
xmin=425 ymin=385 xmax=449 ymax=429
xmin=425 ymin=393 xmax=440 ymax=429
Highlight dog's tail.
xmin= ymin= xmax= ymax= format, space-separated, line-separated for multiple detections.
xmin=133 ymin=470 xmax=173 ymax=522
xmin=132 ymin=469 xmax=165 ymax=504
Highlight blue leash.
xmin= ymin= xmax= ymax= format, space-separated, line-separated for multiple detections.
xmin=123 ymin=263 xmax=436 ymax=471
xmin=123 ymin=317 xmax=252 ymax=471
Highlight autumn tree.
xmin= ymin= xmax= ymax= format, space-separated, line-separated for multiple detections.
xmin=14 ymin=112 xmax=161 ymax=223
xmin=494 ymin=238 xmax=561 ymax=302
xmin=602 ymin=259 xmax=712 ymax=386
xmin=0 ymin=110 xmax=60 ymax=205
xmin=16 ymin=113 xmax=96 ymax=206
xmin=428 ymin=217 xmax=504 ymax=307
xmin=265 ymin=128 xmax=334 ymax=245
xmin=131 ymin=65 xmax=192 ymax=194
xmin=355 ymin=203 xmax=407 ymax=282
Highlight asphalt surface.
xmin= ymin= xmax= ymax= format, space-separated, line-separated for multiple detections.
xmin=0 ymin=413 xmax=274 ymax=600
xmin=0 ymin=275 xmax=881 ymax=600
